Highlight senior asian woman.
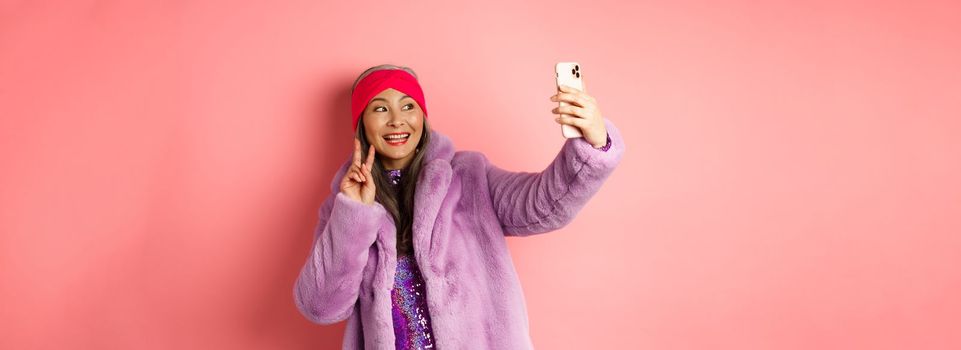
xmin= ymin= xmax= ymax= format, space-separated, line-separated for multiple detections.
xmin=294 ymin=64 xmax=625 ymax=349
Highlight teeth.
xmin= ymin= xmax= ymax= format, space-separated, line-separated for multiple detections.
xmin=384 ymin=134 xmax=410 ymax=140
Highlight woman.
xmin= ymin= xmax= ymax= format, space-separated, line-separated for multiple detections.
xmin=294 ymin=64 xmax=624 ymax=349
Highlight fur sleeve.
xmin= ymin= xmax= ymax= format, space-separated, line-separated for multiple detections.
xmin=293 ymin=191 xmax=386 ymax=324
xmin=487 ymin=118 xmax=625 ymax=236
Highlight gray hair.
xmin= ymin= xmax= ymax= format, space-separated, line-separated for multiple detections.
xmin=351 ymin=64 xmax=419 ymax=93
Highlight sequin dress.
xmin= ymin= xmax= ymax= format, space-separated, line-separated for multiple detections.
xmin=386 ymin=168 xmax=437 ymax=349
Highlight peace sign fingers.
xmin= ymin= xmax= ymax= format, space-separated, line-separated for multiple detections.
xmin=365 ymin=144 xmax=376 ymax=170
xmin=359 ymin=145 xmax=375 ymax=180
xmin=352 ymin=138 xmax=364 ymax=166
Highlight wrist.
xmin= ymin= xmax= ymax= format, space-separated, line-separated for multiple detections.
xmin=592 ymin=133 xmax=612 ymax=151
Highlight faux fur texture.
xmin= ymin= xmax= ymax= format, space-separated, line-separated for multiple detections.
xmin=294 ymin=118 xmax=625 ymax=349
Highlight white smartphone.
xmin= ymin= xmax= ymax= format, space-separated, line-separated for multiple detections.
xmin=555 ymin=62 xmax=584 ymax=139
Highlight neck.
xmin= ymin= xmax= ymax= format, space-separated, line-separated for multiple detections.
xmin=381 ymin=156 xmax=414 ymax=171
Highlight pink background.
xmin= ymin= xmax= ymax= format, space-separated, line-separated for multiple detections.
xmin=2 ymin=0 xmax=960 ymax=349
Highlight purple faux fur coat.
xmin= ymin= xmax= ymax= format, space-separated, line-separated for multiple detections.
xmin=294 ymin=118 xmax=625 ymax=349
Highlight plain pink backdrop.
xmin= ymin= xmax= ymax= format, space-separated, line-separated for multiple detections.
xmin=2 ymin=0 xmax=960 ymax=349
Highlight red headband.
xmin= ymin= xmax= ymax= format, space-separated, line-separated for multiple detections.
xmin=350 ymin=69 xmax=428 ymax=131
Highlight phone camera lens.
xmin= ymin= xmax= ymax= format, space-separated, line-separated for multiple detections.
xmin=574 ymin=65 xmax=579 ymax=71
xmin=571 ymin=68 xmax=577 ymax=75
xmin=575 ymin=72 xmax=580 ymax=78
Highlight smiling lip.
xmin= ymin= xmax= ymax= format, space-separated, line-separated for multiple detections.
xmin=385 ymin=138 xmax=408 ymax=146
xmin=383 ymin=132 xmax=410 ymax=146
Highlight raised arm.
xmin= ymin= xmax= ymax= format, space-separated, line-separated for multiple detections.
xmin=293 ymin=143 xmax=385 ymax=324
xmin=293 ymin=191 xmax=386 ymax=324
xmin=487 ymin=118 xmax=625 ymax=236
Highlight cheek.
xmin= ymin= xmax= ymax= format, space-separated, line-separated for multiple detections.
xmin=362 ymin=115 xmax=379 ymax=140
xmin=366 ymin=132 xmax=378 ymax=144
xmin=412 ymin=113 xmax=425 ymax=128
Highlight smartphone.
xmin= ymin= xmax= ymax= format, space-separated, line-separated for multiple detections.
xmin=555 ymin=62 xmax=584 ymax=139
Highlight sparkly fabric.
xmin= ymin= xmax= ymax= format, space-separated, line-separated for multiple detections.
xmin=599 ymin=132 xmax=612 ymax=152
xmin=386 ymin=168 xmax=437 ymax=349
xmin=391 ymin=253 xmax=436 ymax=349
xmin=386 ymin=169 xmax=402 ymax=186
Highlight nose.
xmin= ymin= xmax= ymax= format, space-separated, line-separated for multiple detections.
xmin=387 ymin=112 xmax=405 ymax=127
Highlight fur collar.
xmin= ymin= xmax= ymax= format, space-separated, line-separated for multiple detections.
xmin=328 ymin=129 xmax=456 ymax=258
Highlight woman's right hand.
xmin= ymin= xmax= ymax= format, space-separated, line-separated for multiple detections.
xmin=340 ymin=139 xmax=377 ymax=205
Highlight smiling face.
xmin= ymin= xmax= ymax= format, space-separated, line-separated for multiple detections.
xmin=362 ymin=88 xmax=425 ymax=170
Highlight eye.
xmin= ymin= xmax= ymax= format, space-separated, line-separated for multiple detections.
xmin=374 ymin=106 xmax=386 ymax=112
xmin=403 ymin=103 xmax=414 ymax=110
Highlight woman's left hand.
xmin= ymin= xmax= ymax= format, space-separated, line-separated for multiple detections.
xmin=550 ymin=83 xmax=608 ymax=148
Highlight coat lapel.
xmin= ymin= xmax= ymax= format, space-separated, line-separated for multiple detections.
xmin=412 ymin=130 xmax=454 ymax=267
xmin=413 ymin=158 xmax=451 ymax=264
xmin=328 ymin=130 xmax=455 ymax=268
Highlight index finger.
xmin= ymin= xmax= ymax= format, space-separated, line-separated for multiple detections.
xmin=559 ymin=83 xmax=591 ymax=101
xmin=365 ymin=145 xmax=376 ymax=169
xmin=352 ymin=138 xmax=362 ymax=166
xmin=559 ymin=84 xmax=583 ymax=95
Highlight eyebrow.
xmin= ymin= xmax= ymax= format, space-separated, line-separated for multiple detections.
xmin=370 ymin=95 xmax=412 ymax=104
